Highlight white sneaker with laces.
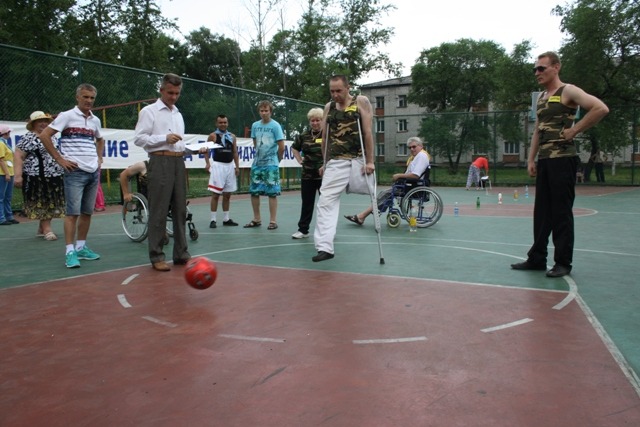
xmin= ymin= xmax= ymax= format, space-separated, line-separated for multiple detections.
xmin=291 ymin=231 xmax=309 ymax=239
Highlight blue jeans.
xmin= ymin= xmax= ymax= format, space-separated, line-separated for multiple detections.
xmin=63 ymin=169 xmax=99 ymax=216
xmin=0 ymin=175 xmax=14 ymax=222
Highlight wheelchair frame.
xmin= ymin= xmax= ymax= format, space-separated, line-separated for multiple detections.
xmin=378 ymin=179 xmax=444 ymax=229
xmin=121 ymin=192 xmax=199 ymax=243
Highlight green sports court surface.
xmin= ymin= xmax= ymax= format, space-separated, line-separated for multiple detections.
xmin=1 ymin=184 xmax=639 ymax=426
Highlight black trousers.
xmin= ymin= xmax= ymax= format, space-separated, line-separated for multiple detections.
xmin=147 ymin=155 xmax=189 ymax=263
xmin=297 ymin=178 xmax=322 ymax=234
xmin=527 ymin=156 xmax=578 ymax=268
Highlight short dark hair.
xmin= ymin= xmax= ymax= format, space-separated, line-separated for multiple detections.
xmin=161 ymin=73 xmax=182 ymax=88
xmin=330 ymin=74 xmax=350 ymax=86
xmin=538 ymin=51 xmax=561 ymax=65
xmin=217 ymin=114 xmax=227 ymax=120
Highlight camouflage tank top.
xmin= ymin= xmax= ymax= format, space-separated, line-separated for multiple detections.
xmin=327 ymin=97 xmax=362 ymax=160
xmin=536 ymin=85 xmax=578 ymax=159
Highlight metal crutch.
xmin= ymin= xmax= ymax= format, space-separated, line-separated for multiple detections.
xmin=355 ymin=115 xmax=385 ymax=265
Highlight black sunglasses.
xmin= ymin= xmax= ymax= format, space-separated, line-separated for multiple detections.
xmin=533 ymin=66 xmax=548 ymax=74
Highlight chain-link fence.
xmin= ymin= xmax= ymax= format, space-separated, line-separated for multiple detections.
xmin=2 ymin=43 xmax=639 ymax=212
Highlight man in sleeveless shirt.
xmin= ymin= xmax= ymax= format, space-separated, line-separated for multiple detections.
xmin=511 ymin=51 xmax=608 ymax=277
xmin=205 ymin=114 xmax=240 ymax=228
xmin=312 ymin=75 xmax=375 ymax=262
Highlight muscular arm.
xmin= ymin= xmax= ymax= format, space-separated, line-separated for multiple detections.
xmin=528 ymin=119 xmax=541 ymax=177
xmin=356 ymin=95 xmax=375 ymax=168
xmin=232 ymin=134 xmax=240 ymax=175
xmin=40 ymin=126 xmax=77 ymax=171
xmin=562 ymin=84 xmax=609 ymax=141
xmin=277 ymin=140 xmax=285 ymax=162
xmin=119 ymin=162 xmax=146 ymax=202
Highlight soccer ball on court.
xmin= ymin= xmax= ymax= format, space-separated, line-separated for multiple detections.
xmin=184 ymin=257 xmax=217 ymax=289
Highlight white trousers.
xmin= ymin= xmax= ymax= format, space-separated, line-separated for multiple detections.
xmin=313 ymin=159 xmax=353 ymax=254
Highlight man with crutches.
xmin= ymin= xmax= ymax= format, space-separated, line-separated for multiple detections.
xmin=312 ymin=74 xmax=383 ymax=263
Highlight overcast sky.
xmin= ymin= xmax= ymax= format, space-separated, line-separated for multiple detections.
xmin=158 ymin=0 xmax=568 ymax=84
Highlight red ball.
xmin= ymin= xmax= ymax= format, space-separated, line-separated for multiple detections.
xmin=184 ymin=257 xmax=217 ymax=289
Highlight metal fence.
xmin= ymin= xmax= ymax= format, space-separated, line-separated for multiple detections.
xmin=2 ymin=43 xmax=638 ymax=211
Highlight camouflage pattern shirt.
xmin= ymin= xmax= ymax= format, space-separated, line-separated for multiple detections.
xmin=291 ymin=129 xmax=323 ymax=180
xmin=536 ymin=85 xmax=578 ymax=159
xmin=327 ymin=97 xmax=362 ymax=160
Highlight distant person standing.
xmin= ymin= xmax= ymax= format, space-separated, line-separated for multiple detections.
xmin=0 ymin=125 xmax=17 ymax=225
xmin=511 ymin=51 xmax=608 ymax=278
xmin=244 ymin=100 xmax=285 ymax=230
xmin=13 ymin=111 xmax=66 ymax=239
xmin=205 ymin=114 xmax=239 ymax=228
xmin=290 ymin=107 xmax=324 ymax=239
xmin=593 ymin=150 xmax=606 ymax=183
xmin=40 ymin=84 xmax=104 ymax=268
xmin=466 ymin=156 xmax=489 ymax=190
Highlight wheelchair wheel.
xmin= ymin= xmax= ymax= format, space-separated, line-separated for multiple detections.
xmin=386 ymin=213 xmax=401 ymax=228
xmin=122 ymin=193 xmax=149 ymax=242
xmin=400 ymin=187 xmax=443 ymax=228
xmin=189 ymin=228 xmax=199 ymax=241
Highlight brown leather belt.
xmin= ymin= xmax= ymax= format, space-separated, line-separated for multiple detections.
xmin=150 ymin=150 xmax=185 ymax=157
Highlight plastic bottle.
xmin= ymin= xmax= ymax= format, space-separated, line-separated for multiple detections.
xmin=409 ymin=205 xmax=418 ymax=232
xmin=525 ymin=185 xmax=529 ymax=198
xmin=514 ymin=189 xmax=519 ymax=201
xmin=454 ymin=202 xmax=459 ymax=217
xmin=498 ymin=193 xmax=503 ymax=204
xmin=476 ymin=196 xmax=480 ymax=209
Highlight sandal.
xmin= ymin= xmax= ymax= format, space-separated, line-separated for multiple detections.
xmin=267 ymin=222 xmax=278 ymax=230
xmin=243 ymin=220 xmax=262 ymax=228
xmin=44 ymin=231 xmax=58 ymax=241
xmin=344 ymin=214 xmax=364 ymax=225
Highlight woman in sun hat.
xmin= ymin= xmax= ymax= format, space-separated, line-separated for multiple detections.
xmin=0 ymin=124 xmax=17 ymax=225
xmin=13 ymin=111 xmax=66 ymax=240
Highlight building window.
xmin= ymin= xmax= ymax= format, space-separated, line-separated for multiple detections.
xmin=376 ymin=119 xmax=385 ymax=133
xmin=377 ymin=143 xmax=385 ymax=157
xmin=397 ymin=143 xmax=408 ymax=156
xmin=398 ymin=95 xmax=407 ymax=108
xmin=503 ymin=142 xmax=520 ymax=154
xmin=375 ymin=96 xmax=385 ymax=109
xmin=397 ymin=119 xmax=408 ymax=133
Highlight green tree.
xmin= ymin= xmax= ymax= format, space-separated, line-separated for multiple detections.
xmin=183 ymin=28 xmax=243 ymax=86
xmin=554 ymin=0 xmax=640 ymax=173
xmin=409 ymin=39 xmax=507 ymax=171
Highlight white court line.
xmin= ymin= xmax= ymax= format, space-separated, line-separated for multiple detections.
xmin=117 ymin=294 xmax=132 ymax=308
xmin=481 ymin=318 xmax=533 ymax=333
xmin=553 ymin=275 xmax=577 ymax=310
xmin=121 ymin=274 xmax=139 ymax=285
xmin=142 ymin=316 xmax=177 ymax=328
xmin=219 ymin=334 xmax=286 ymax=343
xmin=353 ymin=336 xmax=428 ymax=345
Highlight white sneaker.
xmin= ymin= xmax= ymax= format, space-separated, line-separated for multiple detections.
xmin=291 ymin=231 xmax=309 ymax=239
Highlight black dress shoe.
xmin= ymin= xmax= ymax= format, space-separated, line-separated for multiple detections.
xmin=312 ymin=251 xmax=334 ymax=262
xmin=223 ymin=219 xmax=239 ymax=226
xmin=209 ymin=220 xmax=217 ymax=228
xmin=173 ymin=258 xmax=190 ymax=265
xmin=546 ymin=265 xmax=571 ymax=278
xmin=8 ymin=219 xmax=19 ymax=224
xmin=511 ymin=261 xmax=547 ymax=271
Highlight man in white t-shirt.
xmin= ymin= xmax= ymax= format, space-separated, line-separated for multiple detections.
xmin=344 ymin=137 xmax=430 ymax=225
xmin=40 ymin=83 xmax=104 ymax=269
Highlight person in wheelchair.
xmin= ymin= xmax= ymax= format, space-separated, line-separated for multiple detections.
xmin=120 ymin=160 xmax=149 ymax=202
xmin=345 ymin=137 xmax=430 ymax=225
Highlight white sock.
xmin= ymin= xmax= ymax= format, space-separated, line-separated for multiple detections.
xmin=66 ymin=244 xmax=75 ymax=254
xmin=76 ymin=240 xmax=86 ymax=251
xmin=223 ymin=211 xmax=230 ymax=221
xmin=210 ymin=212 xmax=217 ymax=222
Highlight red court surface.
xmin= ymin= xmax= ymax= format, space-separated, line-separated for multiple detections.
xmin=2 ymin=263 xmax=640 ymax=427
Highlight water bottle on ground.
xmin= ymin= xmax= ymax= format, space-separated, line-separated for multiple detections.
xmin=498 ymin=193 xmax=503 ymax=204
xmin=454 ymin=202 xmax=459 ymax=217
xmin=525 ymin=185 xmax=529 ymax=198
xmin=514 ymin=189 xmax=519 ymax=201
xmin=476 ymin=196 xmax=480 ymax=209
xmin=409 ymin=205 xmax=418 ymax=232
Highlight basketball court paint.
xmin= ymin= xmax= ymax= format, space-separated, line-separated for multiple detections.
xmin=1 ymin=185 xmax=639 ymax=426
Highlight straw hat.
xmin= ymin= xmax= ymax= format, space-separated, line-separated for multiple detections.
xmin=26 ymin=111 xmax=53 ymax=131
